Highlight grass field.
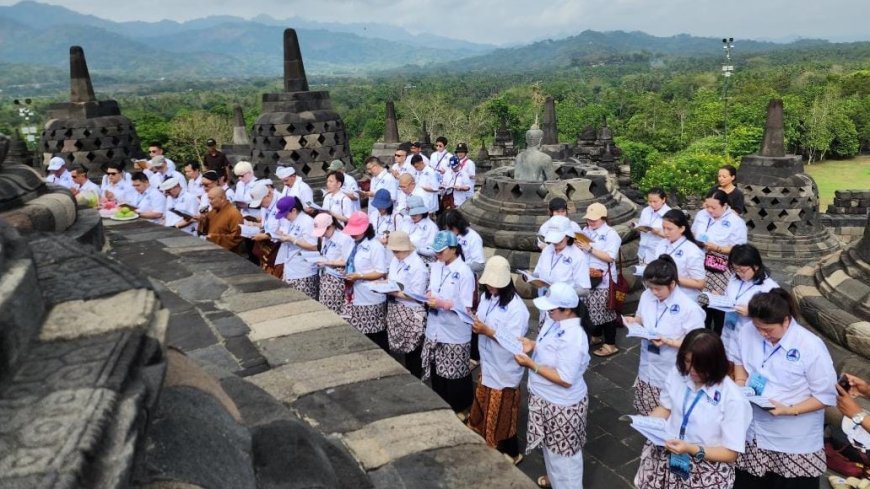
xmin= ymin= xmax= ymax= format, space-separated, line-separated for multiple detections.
xmin=804 ymin=155 xmax=870 ymax=211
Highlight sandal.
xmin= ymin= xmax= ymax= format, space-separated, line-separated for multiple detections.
xmin=829 ymin=476 xmax=850 ymax=489
xmin=504 ymin=453 xmax=524 ymax=466
xmin=593 ymin=345 xmax=620 ymax=357
xmin=536 ymin=475 xmax=551 ymax=488
xmin=589 ymin=336 xmax=604 ymax=347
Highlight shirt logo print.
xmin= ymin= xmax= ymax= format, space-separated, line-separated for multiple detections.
xmin=786 ymin=349 xmax=800 ymax=361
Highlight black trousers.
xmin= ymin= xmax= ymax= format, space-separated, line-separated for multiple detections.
xmin=704 ymin=307 xmax=725 ymax=335
xmin=404 ymin=343 xmax=423 ymax=379
xmin=589 ymin=319 xmax=620 ymax=345
xmin=733 ymin=470 xmax=818 ymax=489
xmin=365 ymin=330 xmax=389 ymax=352
xmin=431 ymin=372 xmax=473 ymax=413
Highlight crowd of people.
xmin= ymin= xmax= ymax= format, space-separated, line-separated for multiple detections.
xmin=44 ymin=140 xmax=869 ymax=489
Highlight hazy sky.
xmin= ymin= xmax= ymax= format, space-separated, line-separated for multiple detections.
xmin=9 ymin=0 xmax=870 ymax=45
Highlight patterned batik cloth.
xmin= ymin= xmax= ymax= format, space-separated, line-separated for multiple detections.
xmin=736 ymin=437 xmax=826 ymax=478
xmin=386 ymin=301 xmax=426 ymax=353
xmin=347 ymin=302 xmax=387 ymax=334
xmin=526 ymin=394 xmax=589 ymax=457
xmin=284 ymin=274 xmax=319 ymax=300
xmin=421 ymin=339 xmax=470 ymax=380
xmin=587 ymin=287 xmax=618 ymax=325
xmin=467 ymin=382 xmax=521 ymax=448
xmin=318 ymin=267 xmax=346 ymax=314
xmin=635 ymin=443 xmax=735 ymax=489
xmin=633 ymin=379 xmax=663 ymax=416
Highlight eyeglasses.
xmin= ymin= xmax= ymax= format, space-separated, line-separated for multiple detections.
xmin=106 ymin=171 xmax=120 ymax=175
xmin=149 ymin=150 xmax=159 ymax=154
xmin=394 ymin=153 xmax=405 ymax=157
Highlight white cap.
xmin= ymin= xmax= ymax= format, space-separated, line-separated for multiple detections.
xmin=233 ymin=161 xmax=253 ymax=176
xmin=47 ymin=156 xmax=66 ymax=171
xmin=150 ymin=155 xmax=167 ymax=167
xmin=533 ymin=282 xmax=579 ymax=310
xmin=159 ymin=177 xmax=180 ymax=191
xmin=275 ymin=166 xmax=296 ymax=179
xmin=248 ymin=180 xmax=272 ymax=208
xmin=543 ymin=215 xmax=574 ymax=244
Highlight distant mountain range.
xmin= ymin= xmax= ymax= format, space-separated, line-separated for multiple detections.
xmin=0 ymin=0 xmax=868 ymax=91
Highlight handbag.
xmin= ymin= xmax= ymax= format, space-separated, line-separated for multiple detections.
xmin=589 ymin=268 xmax=604 ymax=289
xmin=607 ymin=250 xmax=629 ymax=313
xmin=439 ymin=190 xmax=456 ymax=211
xmin=704 ymin=252 xmax=729 ymax=273
xmin=825 ymin=438 xmax=869 ymax=478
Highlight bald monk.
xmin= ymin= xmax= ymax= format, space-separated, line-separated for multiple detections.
xmin=199 ymin=187 xmax=244 ymax=253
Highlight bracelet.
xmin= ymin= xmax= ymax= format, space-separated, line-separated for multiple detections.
xmin=790 ymin=405 xmax=799 ymax=416
xmin=533 ymin=365 xmax=539 ymax=374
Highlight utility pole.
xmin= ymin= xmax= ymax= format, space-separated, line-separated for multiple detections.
xmin=721 ymin=37 xmax=735 ymax=156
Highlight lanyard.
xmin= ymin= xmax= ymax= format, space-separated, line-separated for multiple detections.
xmin=653 ymin=302 xmax=669 ymax=330
xmin=538 ymin=320 xmax=560 ymax=343
xmin=436 ymin=265 xmax=452 ymax=293
xmin=679 ymin=388 xmax=705 ymax=439
xmin=321 ymin=240 xmax=335 ymax=257
xmin=668 ymin=238 xmax=687 ymax=256
xmin=761 ymin=341 xmax=783 ymax=369
xmin=734 ymin=281 xmax=756 ymax=301
xmin=345 ymin=239 xmax=363 ymax=274
xmin=549 ymin=250 xmax=563 ymax=274
xmin=483 ymin=299 xmax=499 ymax=322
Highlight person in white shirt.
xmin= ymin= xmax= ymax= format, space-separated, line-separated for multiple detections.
xmin=147 ymin=142 xmax=175 ymax=169
xmin=835 ymin=373 xmax=870 ymax=455
xmin=404 ymin=141 xmax=430 ymax=168
xmin=322 ymin=171 xmax=355 ymax=223
xmin=232 ymin=161 xmax=258 ymax=219
xmin=369 ymin=189 xmax=401 ymax=248
xmin=275 ymin=196 xmax=319 ymax=299
xmin=402 ymin=196 xmax=438 ymax=261
xmin=384 ymin=230 xmax=430 ymax=378
xmin=160 ymin=177 xmax=199 ymax=236
xmin=718 ymin=245 xmax=778 ymax=360
xmin=249 ymin=180 xmax=284 ymax=278
xmin=423 ymin=230 xmax=476 ymax=417
xmin=130 ymin=172 xmax=166 ymax=223
xmin=396 ymin=173 xmax=429 ymax=218
xmin=453 ymin=143 xmax=476 ymax=204
xmin=624 ymin=255 xmax=705 ymax=415
xmin=343 ymin=211 xmax=389 ymax=350
xmin=468 ymin=256 xmax=530 ymax=465
xmin=732 ymin=289 xmax=837 ymax=489
xmin=363 ymin=156 xmax=398 ymax=215
xmin=636 ymin=188 xmax=671 ymax=265
xmin=578 ymin=203 xmax=623 ymax=357
xmin=69 ymin=165 xmax=101 ymax=203
xmin=635 ymin=329 xmax=753 ymax=489
xmin=515 ymin=282 xmax=590 ymax=489
xmin=440 ymin=210 xmax=485 ymax=274
xmin=100 ymin=162 xmax=135 ymax=205
xmin=655 ymin=210 xmax=706 ymax=302
xmin=184 ymin=161 xmax=205 ymax=198
xmin=391 ymin=148 xmax=413 ymax=178
xmin=440 ymin=156 xmax=473 ymax=209
xmin=45 ymin=156 xmax=74 ymax=189
xmin=327 ymin=160 xmax=361 ymax=212
xmin=312 ymin=213 xmax=354 ymax=314
xmin=409 ymin=154 xmax=440 ymax=214
xmin=149 ymin=155 xmax=186 ymax=192
xmin=537 ymin=198 xmax=582 ymax=250
xmin=692 ymin=189 xmax=748 ymax=331
xmin=276 ymin=165 xmax=314 ymax=214
xmin=430 ymin=136 xmax=454 ymax=174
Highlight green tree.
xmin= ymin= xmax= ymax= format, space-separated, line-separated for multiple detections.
xmin=641 ymin=151 xmax=734 ymax=204
xmin=167 ymin=110 xmax=233 ymax=168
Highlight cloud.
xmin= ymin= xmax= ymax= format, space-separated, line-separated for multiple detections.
xmin=7 ymin=0 xmax=869 ymax=45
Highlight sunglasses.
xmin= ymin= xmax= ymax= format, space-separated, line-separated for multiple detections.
xmin=106 ymin=171 xmax=120 ymax=175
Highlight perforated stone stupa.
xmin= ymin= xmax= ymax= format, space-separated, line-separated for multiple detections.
xmin=250 ymin=29 xmax=352 ymax=183
xmin=370 ymin=100 xmax=401 ymax=162
xmin=740 ymin=99 xmax=841 ymax=267
xmin=41 ymin=46 xmax=143 ymax=178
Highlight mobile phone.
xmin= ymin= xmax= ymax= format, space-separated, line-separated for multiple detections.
xmin=838 ymin=373 xmax=851 ymax=391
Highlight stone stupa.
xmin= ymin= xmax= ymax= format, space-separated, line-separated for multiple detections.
xmin=370 ymin=100 xmax=401 ymax=163
xmin=222 ymin=105 xmax=253 ymax=167
xmin=40 ymin=46 xmax=144 ymax=179
xmin=250 ymin=29 xmax=352 ymax=183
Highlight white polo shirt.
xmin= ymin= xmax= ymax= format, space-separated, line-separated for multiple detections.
xmin=536 ymin=218 xmax=583 ymax=250
xmin=411 ymin=166 xmax=440 ymax=213
xmin=691 ymin=208 xmax=747 ymax=248
xmin=370 ymin=171 xmax=398 ymax=207
xmin=456 ymin=228 xmax=485 ymax=273
xmin=164 ymin=191 xmax=200 ymax=235
xmin=637 ymin=204 xmax=671 ymax=264
xmin=635 ymin=287 xmax=705 ymax=388
xmin=720 ymin=276 xmax=778 ymax=361
xmin=581 ymin=223 xmax=622 ymax=288
xmin=391 ymin=161 xmax=414 ymax=177
xmin=337 ymin=172 xmax=361 ymax=212
xmin=276 ymin=213 xmax=318 ymax=280
xmin=455 ymin=157 xmax=476 ymax=203
xmin=46 ymin=171 xmax=74 ymax=189
xmin=441 ymin=168 xmax=473 ymax=207
xmin=534 ymin=244 xmax=591 ymax=293
xmin=388 ymin=251 xmax=429 ymax=309
xmin=282 ymin=178 xmax=314 ymax=208
xmin=528 ymin=317 xmax=589 ymax=406
xmin=372 ymin=211 xmax=401 ymax=241
xmin=478 ymin=293 xmax=530 ymax=389
xmin=405 ymin=153 xmax=430 ymax=168
xmin=101 ymin=180 xmax=135 ymax=205
xmin=320 ymin=229 xmax=353 ymax=263
xmin=349 ymin=237 xmax=388 ymax=306
xmin=234 ymin=179 xmax=259 ymax=218
xmin=733 ymin=319 xmax=837 ymax=453
xmin=396 ymin=186 xmax=428 ymax=216
xmin=425 ymin=257 xmax=475 ymax=344
xmin=259 ymin=191 xmax=282 ymax=238
xmin=74 ymin=179 xmax=101 ymax=197
xmin=659 ymin=369 xmax=752 ymax=452
xmin=187 ymin=175 xmax=204 ymax=198
xmin=655 ymin=237 xmax=706 ymax=301
xmin=133 ymin=187 xmax=166 ymax=223
xmin=429 ymin=150 xmax=453 ymax=173
xmin=322 ymin=191 xmax=354 ymax=221
xmin=402 ymin=216 xmax=438 ymax=257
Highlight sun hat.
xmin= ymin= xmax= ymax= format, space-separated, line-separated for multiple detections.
xmin=543 ymin=215 xmax=574 ymax=244
xmin=312 ymin=212 xmax=333 ymax=237
xmin=407 ymin=195 xmax=428 ymax=216
xmin=342 ymin=211 xmax=370 ymax=236
xmin=533 ymin=282 xmax=579 ymax=310
xmin=479 ymin=255 xmax=512 ymax=288
xmin=387 ymin=230 xmax=415 ymax=252
xmin=432 ymin=230 xmax=459 ymax=253
xmin=371 ymin=189 xmax=393 ymax=209
xmin=275 ymin=196 xmax=298 ymax=219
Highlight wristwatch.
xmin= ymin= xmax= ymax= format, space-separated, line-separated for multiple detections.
xmin=852 ymin=411 xmax=869 ymax=426
xmin=693 ymin=446 xmax=705 ymax=462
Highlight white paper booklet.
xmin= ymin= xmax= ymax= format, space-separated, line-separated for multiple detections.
xmin=322 ymin=267 xmax=346 ymax=280
xmin=365 ymin=280 xmax=402 ymax=294
xmin=707 ymin=294 xmax=736 ymax=312
xmin=519 ymin=270 xmax=550 ymax=288
xmin=494 ymin=327 xmax=524 ymax=355
xmin=239 ymin=224 xmax=260 ymax=238
xmin=620 ymin=415 xmax=668 ymax=446
xmin=625 ymin=323 xmax=660 ymax=340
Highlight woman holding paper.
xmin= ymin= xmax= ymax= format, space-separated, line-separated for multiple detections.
xmin=636 ymin=188 xmax=671 ymax=266
xmin=691 ymin=189 xmax=747 ymax=332
xmin=403 ymin=195 xmax=438 ymax=262
xmin=468 ymin=256 xmax=530 ymax=465
xmin=514 ymin=282 xmax=590 ymax=489
xmin=423 ymin=230 xmax=476 ymax=418
xmin=322 ymin=171 xmax=354 ymax=223
xmin=732 ymin=289 xmax=837 ymax=489
xmin=532 ymin=215 xmax=591 ymax=329
xmin=635 ymin=329 xmax=752 ymax=489
xmin=655 ymin=210 xmax=706 ymax=301
xmin=625 ymin=255 xmax=705 ymax=415
xmin=343 ymin=211 xmax=389 ymax=351
xmin=313 ymin=213 xmax=354 ymax=314
xmin=275 ymin=196 xmax=319 ymax=299
xmin=718 ymin=245 xmax=778 ymax=361
xmin=578 ymin=203 xmax=623 ymax=357
xmin=384 ymin=230 xmax=429 ymax=378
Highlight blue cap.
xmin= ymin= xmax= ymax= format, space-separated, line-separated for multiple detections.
xmin=432 ymin=230 xmax=459 ymax=252
xmin=371 ymin=189 xmax=393 ymax=209
xmin=407 ymin=195 xmax=428 ymax=216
